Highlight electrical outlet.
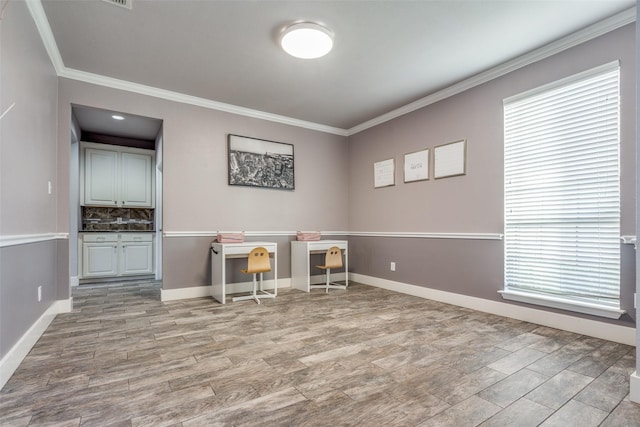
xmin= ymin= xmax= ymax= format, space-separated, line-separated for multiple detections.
xmin=48 ymin=181 xmax=52 ymax=195
xmin=390 ymin=262 xmax=396 ymax=271
xmin=37 ymin=286 xmax=42 ymax=302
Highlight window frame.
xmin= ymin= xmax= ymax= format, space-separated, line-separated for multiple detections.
xmin=500 ymin=61 xmax=625 ymax=320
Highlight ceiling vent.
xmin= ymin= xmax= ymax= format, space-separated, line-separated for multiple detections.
xmin=102 ymin=0 xmax=132 ymax=10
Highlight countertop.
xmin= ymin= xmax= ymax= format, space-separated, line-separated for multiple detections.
xmin=80 ymin=230 xmax=156 ymax=233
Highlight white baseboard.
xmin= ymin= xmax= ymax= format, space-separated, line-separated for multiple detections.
xmin=160 ymin=285 xmax=211 ymax=302
xmin=160 ymin=279 xmax=292 ymax=302
xmin=56 ymin=298 xmax=73 ymax=313
xmin=0 ymin=302 xmax=57 ymax=390
xmin=630 ymin=371 xmax=640 ymax=403
xmin=351 ymin=273 xmax=636 ymax=346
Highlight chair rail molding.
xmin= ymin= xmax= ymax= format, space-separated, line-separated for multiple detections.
xmin=0 ymin=233 xmax=69 ymax=248
xmin=347 ymin=231 xmax=504 ymax=240
xmin=163 ymin=230 xmax=501 ymax=240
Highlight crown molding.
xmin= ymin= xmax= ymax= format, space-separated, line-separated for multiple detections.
xmin=25 ymin=0 xmax=65 ymax=74
xmin=26 ymin=0 xmax=635 ymax=138
xmin=346 ymin=6 xmax=636 ymax=136
xmin=58 ymin=68 xmax=349 ymax=137
xmin=26 ymin=2 xmax=347 ymax=136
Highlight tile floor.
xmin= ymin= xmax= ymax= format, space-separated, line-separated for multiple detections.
xmin=1 ymin=280 xmax=639 ymax=426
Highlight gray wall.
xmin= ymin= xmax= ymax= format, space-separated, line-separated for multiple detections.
xmin=635 ymin=0 xmax=640 ymax=374
xmin=347 ymin=24 xmax=637 ymax=327
xmin=56 ymin=79 xmax=349 ymax=291
xmin=1 ymin=241 xmax=59 ymax=355
xmin=1 ymin=1 xmax=61 ymax=359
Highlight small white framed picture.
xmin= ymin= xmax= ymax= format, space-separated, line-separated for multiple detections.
xmin=374 ymin=158 xmax=395 ymax=188
xmin=434 ymin=139 xmax=466 ymax=179
xmin=404 ymin=149 xmax=429 ymax=183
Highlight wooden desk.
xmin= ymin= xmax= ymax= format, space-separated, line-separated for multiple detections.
xmin=210 ymin=241 xmax=277 ymax=304
xmin=291 ymin=240 xmax=348 ymax=292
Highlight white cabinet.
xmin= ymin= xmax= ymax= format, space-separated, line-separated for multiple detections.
xmin=120 ymin=152 xmax=153 ymax=207
xmin=83 ymin=148 xmax=119 ymax=206
xmin=120 ymin=234 xmax=154 ymax=275
xmin=80 ymin=233 xmax=154 ymax=279
xmin=81 ymin=143 xmax=154 ymax=208
xmin=81 ymin=234 xmax=119 ymax=278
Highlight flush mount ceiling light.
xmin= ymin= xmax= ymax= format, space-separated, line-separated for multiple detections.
xmin=280 ymin=22 xmax=333 ymax=59
xmin=112 ymin=115 xmax=124 ymax=120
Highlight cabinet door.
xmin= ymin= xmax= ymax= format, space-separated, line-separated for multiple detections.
xmin=83 ymin=243 xmax=119 ymax=277
xmin=121 ymin=152 xmax=153 ymax=207
xmin=120 ymin=241 xmax=154 ymax=275
xmin=84 ymin=149 xmax=119 ymax=206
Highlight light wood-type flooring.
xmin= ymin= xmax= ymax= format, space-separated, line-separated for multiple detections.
xmin=2 ymin=280 xmax=640 ymax=426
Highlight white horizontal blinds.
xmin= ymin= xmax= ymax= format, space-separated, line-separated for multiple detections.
xmin=504 ymin=63 xmax=620 ymax=309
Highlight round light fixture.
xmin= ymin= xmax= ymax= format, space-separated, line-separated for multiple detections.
xmin=280 ymin=22 xmax=333 ymax=59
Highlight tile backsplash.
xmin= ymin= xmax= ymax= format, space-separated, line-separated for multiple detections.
xmin=82 ymin=206 xmax=154 ymax=231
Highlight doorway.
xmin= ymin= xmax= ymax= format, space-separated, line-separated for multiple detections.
xmin=69 ymin=105 xmax=163 ymax=295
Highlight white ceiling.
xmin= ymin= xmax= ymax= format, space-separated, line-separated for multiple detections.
xmin=72 ymin=105 xmax=163 ymax=140
xmin=39 ymin=0 xmax=635 ymax=138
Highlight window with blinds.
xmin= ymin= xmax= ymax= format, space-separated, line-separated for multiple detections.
xmin=501 ymin=61 xmax=624 ymax=319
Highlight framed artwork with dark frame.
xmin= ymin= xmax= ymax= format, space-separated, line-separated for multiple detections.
xmin=227 ymin=134 xmax=295 ymax=190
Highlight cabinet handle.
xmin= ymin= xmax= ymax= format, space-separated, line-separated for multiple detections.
xmin=114 ymin=201 xmax=117 ymax=204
